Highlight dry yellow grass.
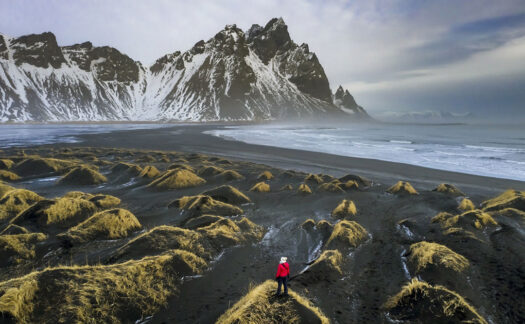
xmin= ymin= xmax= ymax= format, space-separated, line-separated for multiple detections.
xmin=148 ymin=169 xmax=206 ymax=190
xmin=343 ymin=180 xmax=359 ymax=190
xmin=167 ymin=163 xmax=195 ymax=172
xmin=304 ymin=173 xmax=323 ymax=184
xmin=432 ymin=209 xmax=497 ymax=230
xmin=407 ymin=241 xmax=469 ymax=273
xmin=138 ymin=165 xmax=160 ymax=178
xmin=250 ymin=182 xmax=270 ymax=193
xmin=308 ymin=249 xmax=343 ymax=276
xmin=114 ymin=225 xmax=212 ymax=261
xmin=58 ymin=166 xmax=107 ymax=185
xmin=13 ymin=157 xmax=77 ymax=176
xmin=198 ymin=217 xmax=264 ymax=249
xmin=0 ymin=159 xmax=14 ymax=170
xmin=0 ymin=224 xmax=29 ymax=235
xmin=488 ymin=208 xmax=525 ymax=224
xmin=387 ymin=181 xmax=419 ymax=195
xmin=216 ymin=280 xmax=330 ymax=324
xmin=339 ymin=174 xmax=371 ymax=187
xmin=197 ymin=165 xmax=225 ymax=177
xmin=481 ymin=189 xmax=525 ymax=212
xmin=316 ymin=220 xmax=333 ymax=236
xmin=0 ymin=182 xmax=14 ymax=197
xmin=0 ymin=189 xmax=43 ymax=221
xmin=11 ymin=197 xmax=97 ymax=228
xmin=458 ymin=198 xmax=476 ymax=211
xmin=326 ymin=220 xmax=368 ymax=249
xmin=201 ymin=185 xmax=251 ymax=205
xmin=298 ymin=183 xmax=312 ymax=195
xmin=59 ymin=208 xmax=141 ymax=244
xmin=257 ymin=171 xmax=274 ymax=181
xmin=0 ymin=170 xmax=20 ymax=181
xmin=301 ymin=219 xmax=316 ymax=230
xmin=169 ymin=195 xmax=243 ymax=218
xmin=433 ymin=183 xmax=465 ymax=196
xmin=63 ymin=191 xmax=121 ymax=209
xmin=318 ymin=182 xmax=345 ymax=193
xmin=110 ymin=162 xmax=143 ymax=176
xmin=0 ymin=250 xmax=207 ymax=323
xmin=384 ymin=279 xmax=487 ymax=324
xmin=0 ymin=233 xmax=47 ymax=262
xmin=216 ymin=170 xmax=244 ymax=181
xmin=331 ymin=200 xmax=357 ymax=219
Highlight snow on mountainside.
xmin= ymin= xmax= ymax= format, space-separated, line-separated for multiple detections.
xmin=0 ymin=18 xmax=369 ymax=122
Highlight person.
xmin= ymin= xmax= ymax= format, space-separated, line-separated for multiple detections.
xmin=275 ymin=256 xmax=289 ymax=296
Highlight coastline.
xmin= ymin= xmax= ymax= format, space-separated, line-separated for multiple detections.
xmin=63 ymin=124 xmax=525 ymax=194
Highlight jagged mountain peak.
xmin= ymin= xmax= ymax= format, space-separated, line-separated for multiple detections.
xmin=333 ymin=85 xmax=369 ymax=118
xmin=9 ymin=31 xmax=66 ymax=69
xmin=0 ymin=18 xmax=369 ymax=122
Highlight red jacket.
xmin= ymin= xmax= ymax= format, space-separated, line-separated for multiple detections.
xmin=276 ymin=262 xmax=290 ymax=278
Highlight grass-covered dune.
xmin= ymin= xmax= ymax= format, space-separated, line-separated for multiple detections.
xmin=216 ymin=280 xmax=330 ymax=324
xmin=0 ymin=250 xmax=207 ymax=323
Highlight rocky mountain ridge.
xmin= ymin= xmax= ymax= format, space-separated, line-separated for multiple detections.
xmin=0 ymin=18 xmax=369 ymax=122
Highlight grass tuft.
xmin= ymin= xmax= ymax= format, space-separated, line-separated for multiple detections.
xmin=407 ymin=241 xmax=469 ymax=273
xmin=250 ymin=182 xmax=270 ymax=193
xmin=58 ymin=166 xmax=107 ymax=185
xmin=387 ymin=181 xmax=419 ymax=195
xmin=0 ymin=189 xmax=43 ymax=221
xmin=200 ymin=185 xmax=251 ymax=205
xmin=216 ymin=280 xmax=330 ymax=324
xmin=257 ymin=171 xmax=274 ymax=181
xmin=59 ymin=208 xmax=141 ymax=244
xmin=433 ymin=183 xmax=465 ymax=196
xmin=384 ymin=279 xmax=487 ymax=324
xmin=331 ymin=199 xmax=357 ymax=219
xmin=481 ymin=189 xmax=525 ymax=212
xmin=169 ymin=195 xmax=243 ymax=219
xmin=0 ymin=170 xmax=20 ymax=181
xmin=326 ymin=220 xmax=368 ymax=249
xmin=138 ymin=165 xmax=160 ymax=178
xmin=148 ymin=169 xmax=205 ymax=190
xmin=298 ymin=183 xmax=312 ymax=195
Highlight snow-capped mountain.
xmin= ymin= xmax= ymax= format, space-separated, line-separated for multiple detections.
xmin=0 ymin=18 xmax=369 ymax=122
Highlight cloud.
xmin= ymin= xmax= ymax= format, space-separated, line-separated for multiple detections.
xmin=0 ymin=0 xmax=524 ymax=118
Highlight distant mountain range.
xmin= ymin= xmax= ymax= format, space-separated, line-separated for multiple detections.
xmin=378 ymin=111 xmax=474 ymax=123
xmin=0 ymin=18 xmax=369 ymax=122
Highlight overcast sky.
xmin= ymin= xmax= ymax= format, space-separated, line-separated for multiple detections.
xmin=1 ymin=0 xmax=524 ymax=119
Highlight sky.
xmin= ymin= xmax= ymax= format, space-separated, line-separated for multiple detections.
xmin=1 ymin=0 xmax=524 ymax=120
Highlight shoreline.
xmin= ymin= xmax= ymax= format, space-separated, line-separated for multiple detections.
xmin=59 ymin=124 xmax=525 ymax=194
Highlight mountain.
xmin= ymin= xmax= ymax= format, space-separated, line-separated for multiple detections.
xmin=333 ymin=85 xmax=369 ymax=117
xmin=0 ymin=18 xmax=369 ymax=122
xmin=378 ymin=110 xmax=473 ymax=123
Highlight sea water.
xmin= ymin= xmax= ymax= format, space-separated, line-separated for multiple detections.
xmin=0 ymin=123 xmax=171 ymax=148
xmin=206 ymin=123 xmax=525 ymax=181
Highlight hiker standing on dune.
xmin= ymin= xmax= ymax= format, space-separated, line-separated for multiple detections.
xmin=275 ymin=257 xmax=290 ymax=296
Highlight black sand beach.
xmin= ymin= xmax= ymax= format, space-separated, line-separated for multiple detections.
xmin=0 ymin=124 xmax=524 ymax=323
xmin=76 ymin=124 xmax=525 ymax=193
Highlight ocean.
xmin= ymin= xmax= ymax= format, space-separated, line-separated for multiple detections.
xmin=205 ymin=123 xmax=525 ymax=181
xmin=0 ymin=123 xmax=172 ymax=148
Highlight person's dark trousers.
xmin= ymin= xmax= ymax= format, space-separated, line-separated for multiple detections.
xmin=276 ymin=276 xmax=288 ymax=295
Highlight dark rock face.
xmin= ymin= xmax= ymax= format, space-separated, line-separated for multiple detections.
xmin=62 ymin=43 xmax=140 ymax=83
xmin=11 ymin=32 xmax=66 ymax=68
xmin=0 ymin=18 xmax=369 ymax=122
xmin=247 ymin=18 xmax=332 ymax=103
xmin=334 ymin=85 xmax=369 ymax=118
xmin=0 ymin=35 xmax=8 ymax=60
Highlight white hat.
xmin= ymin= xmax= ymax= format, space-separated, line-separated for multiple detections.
xmin=280 ymin=257 xmax=287 ymax=263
